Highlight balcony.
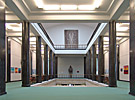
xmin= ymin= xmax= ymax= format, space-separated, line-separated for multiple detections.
xmin=54 ymin=44 xmax=87 ymax=50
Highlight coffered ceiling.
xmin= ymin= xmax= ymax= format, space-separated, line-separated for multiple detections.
xmin=5 ymin=0 xmax=130 ymax=54
xmin=5 ymin=0 xmax=129 ymax=23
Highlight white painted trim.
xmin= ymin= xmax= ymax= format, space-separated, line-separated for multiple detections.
xmin=86 ymin=23 xmax=107 ymax=53
xmin=31 ymin=23 xmax=55 ymax=52
xmin=86 ymin=79 xmax=108 ymax=87
xmin=55 ymin=50 xmax=86 ymax=54
xmin=31 ymin=79 xmax=55 ymax=87
xmin=32 ymin=23 xmax=107 ymax=54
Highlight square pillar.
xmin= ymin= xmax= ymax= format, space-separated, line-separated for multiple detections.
xmin=0 ymin=0 xmax=6 ymax=95
xmin=22 ymin=21 xmax=30 ymax=87
xmin=98 ymin=36 xmax=104 ymax=83
xmin=7 ymin=37 xmax=11 ymax=82
xmin=49 ymin=50 xmax=53 ymax=79
xmin=92 ymin=45 xmax=96 ymax=81
xmin=84 ymin=57 xmax=86 ymax=78
xmin=109 ymin=21 xmax=117 ymax=87
xmin=44 ymin=44 xmax=48 ymax=81
xmin=55 ymin=57 xmax=58 ymax=78
xmin=36 ymin=36 xmax=42 ymax=83
xmin=129 ymin=0 xmax=135 ymax=96
xmin=53 ymin=54 xmax=56 ymax=78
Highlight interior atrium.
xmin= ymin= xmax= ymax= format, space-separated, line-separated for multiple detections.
xmin=0 ymin=0 xmax=135 ymax=100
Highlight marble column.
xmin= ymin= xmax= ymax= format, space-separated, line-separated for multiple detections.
xmin=116 ymin=45 xmax=120 ymax=80
xmin=129 ymin=0 xmax=135 ymax=96
xmin=109 ymin=21 xmax=117 ymax=87
xmin=53 ymin=54 xmax=56 ymax=78
xmin=51 ymin=52 xmax=54 ymax=79
xmin=49 ymin=50 xmax=53 ymax=79
xmin=92 ymin=45 xmax=96 ymax=81
xmin=86 ymin=50 xmax=91 ymax=79
xmin=36 ymin=36 xmax=42 ymax=83
xmin=89 ymin=50 xmax=92 ymax=79
xmin=0 ymin=0 xmax=6 ymax=95
xmin=44 ymin=44 xmax=48 ymax=81
xmin=86 ymin=53 xmax=89 ymax=78
xmin=22 ymin=21 xmax=30 ymax=87
xmin=55 ymin=57 xmax=58 ymax=78
xmin=84 ymin=57 xmax=86 ymax=78
xmin=7 ymin=38 xmax=11 ymax=82
xmin=98 ymin=36 xmax=104 ymax=83
xmin=30 ymin=52 xmax=32 ymax=76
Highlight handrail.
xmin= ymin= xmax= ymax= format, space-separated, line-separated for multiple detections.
xmin=54 ymin=44 xmax=87 ymax=50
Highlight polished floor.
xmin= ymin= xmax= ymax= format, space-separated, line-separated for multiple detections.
xmin=0 ymin=80 xmax=135 ymax=100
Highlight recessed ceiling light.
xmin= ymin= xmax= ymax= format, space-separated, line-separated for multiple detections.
xmin=116 ymin=37 xmax=122 ymax=40
xmin=34 ymin=0 xmax=44 ymax=8
xmin=61 ymin=5 xmax=77 ymax=10
xmin=30 ymin=37 xmax=36 ymax=42
xmin=6 ymin=23 xmax=22 ymax=31
xmin=117 ymin=27 xmax=129 ymax=31
xmin=43 ymin=5 xmax=60 ymax=10
xmin=94 ymin=0 xmax=102 ymax=8
xmin=34 ymin=0 xmax=102 ymax=11
xmin=104 ymin=37 xmax=109 ymax=41
xmin=0 ymin=6 xmax=4 ymax=9
xmin=78 ymin=5 xmax=95 ymax=10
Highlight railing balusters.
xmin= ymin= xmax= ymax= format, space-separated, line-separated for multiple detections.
xmin=54 ymin=44 xmax=87 ymax=50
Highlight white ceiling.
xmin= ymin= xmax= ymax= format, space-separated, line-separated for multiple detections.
xmin=24 ymin=0 xmax=113 ymax=11
xmin=42 ymin=23 xmax=98 ymax=28
xmin=5 ymin=0 xmax=129 ymax=22
xmin=5 ymin=0 xmax=130 ymax=54
xmin=42 ymin=23 xmax=98 ymax=45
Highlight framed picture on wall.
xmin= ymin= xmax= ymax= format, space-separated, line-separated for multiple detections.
xmin=124 ymin=65 xmax=128 ymax=74
xmin=65 ymin=30 xmax=78 ymax=49
xmin=11 ymin=67 xmax=15 ymax=73
xmin=15 ymin=67 xmax=18 ymax=73
xmin=18 ymin=68 xmax=21 ymax=73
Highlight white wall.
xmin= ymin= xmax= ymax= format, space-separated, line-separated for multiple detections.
xmin=58 ymin=56 xmax=84 ymax=77
xmin=11 ymin=39 xmax=21 ymax=81
xmin=32 ymin=52 xmax=36 ymax=75
xmin=104 ymin=52 xmax=109 ymax=76
xmin=119 ymin=39 xmax=130 ymax=81
xmin=104 ymin=39 xmax=130 ymax=81
xmin=43 ymin=23 xmax=97 ymax=45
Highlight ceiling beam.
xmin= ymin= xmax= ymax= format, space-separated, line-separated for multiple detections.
xmin=110 ymin=0 xmax=129 ymax=20
xmin=5 ymin=0 xmax=28 ymax=20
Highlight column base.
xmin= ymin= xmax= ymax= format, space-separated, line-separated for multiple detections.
xmin=36 ymin=80 xmax=42 ymax=83
xmin=129 ymin=92 xmax=135 ymax=96
xmin=0 ymin=92 xmax=7 ymax=96
xmin=109 ymin=85 xmax=117 ymax=87
xmin=22 ymin=84 xmax=30 ymax=87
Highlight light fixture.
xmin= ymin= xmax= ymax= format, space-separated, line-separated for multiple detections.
xmin=0 ymin=6 xmax=4 ymax=9
xmin=116 ymin=23 xmax=129 ymax=31
xmin=30 ymin=37 xmax=36 ymax=41
xmin=61 ymin=5 xmax=77 ymax=10
xmin=104 ymin=45 xmax=109 ymax=48
xmin=43 ymin=5 xmax=60 ymax=10
xmin=94 ymin=0 xmax=102 ymax=8
xmin=78 ymin=0 xmax=102 ymax=10
xmin=0 ymin=0 xmax=5 ymax=9
xmin=78 ymin=5 xmax=95 ymax=10
xmin=104 ymin=37 xmax=109 ymax=41
xmin=116 ymin=37 xmax=122 ymax=40
xmin=34 ymin=0 xmax=102 ymax=11
xmin=30 ymin=42 xmax=36 ymax=45
xmin=6 ymin=23 xmax=22 ymax=31
xmin=32 ymin=45 xmax=36 ymax=47
xmin=117 ymin=27 xmax=129 ymax=31
xmin=34 ymin=0 xmax=44 ymax=8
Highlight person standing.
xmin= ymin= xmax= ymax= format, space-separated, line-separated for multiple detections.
xmin=68 ymin=66 xmax=73 ymax=78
